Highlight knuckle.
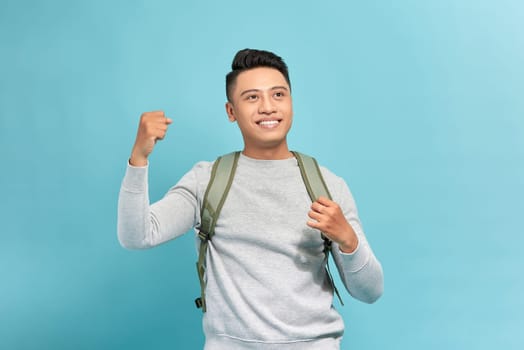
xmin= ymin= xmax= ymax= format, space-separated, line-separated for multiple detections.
xmin=141 ymin=111 xmax=164 ymax=121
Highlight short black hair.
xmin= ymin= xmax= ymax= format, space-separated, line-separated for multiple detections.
xmin=225 ymin=48 xmax=291 ymax=102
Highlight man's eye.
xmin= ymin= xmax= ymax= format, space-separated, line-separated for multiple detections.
xmin=247 ymin=95 xmax=258 ymax=100
xmin=274 ymin=92 xmax=284 ymax=98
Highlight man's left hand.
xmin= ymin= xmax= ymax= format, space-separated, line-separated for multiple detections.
xmin=307 ymin=196 xmax=358 ymax=253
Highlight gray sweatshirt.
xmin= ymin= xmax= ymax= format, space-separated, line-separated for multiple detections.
xmin=118 ymin=154 xmax=383 ymax=349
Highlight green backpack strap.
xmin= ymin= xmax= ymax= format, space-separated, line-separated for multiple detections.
xmin=195 ymin=151 xmax=240 ymax=312
xmin=292 ymin=151 xmax=344 ymax=306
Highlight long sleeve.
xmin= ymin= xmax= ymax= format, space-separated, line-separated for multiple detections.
xmin=324 ymin=170 xmax=384 ymax=304
xmin=117 ymin=162 xmax=207 ymax=249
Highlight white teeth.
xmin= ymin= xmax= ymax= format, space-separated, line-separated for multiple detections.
xmin=259 ymin=120 xmax=279 ymax=126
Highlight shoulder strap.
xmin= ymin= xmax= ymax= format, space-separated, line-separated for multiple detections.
xmin=195 ymin=151 xmax=240 ymax=312
xmin=200 ymin=152 xmax=240 ymax=240
xmin=292 ymin=151 xmax=332 ymax=201
xmin=292 ymin=151 xmax=344 ymax=306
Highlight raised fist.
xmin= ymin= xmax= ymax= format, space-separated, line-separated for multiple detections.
xmin=130 ymin=111 xmax=172 ymax=166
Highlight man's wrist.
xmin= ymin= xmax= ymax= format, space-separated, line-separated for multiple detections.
xmin=129 ymin=154 xmax=148 ymax=167
xmin=339 ymin=242 xmax=358 ymax=254
xmin=338 ymin=232 xmax=359 ymax=254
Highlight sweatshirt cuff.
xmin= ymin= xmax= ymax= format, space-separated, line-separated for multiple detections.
xmin=121 ymin=161 xmax=148 ymax=192
xmin=335 ymin=238 xmax=370 ymax=273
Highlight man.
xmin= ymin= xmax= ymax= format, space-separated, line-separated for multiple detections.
xmin=118 ymin=48 xmax=383 ymax=349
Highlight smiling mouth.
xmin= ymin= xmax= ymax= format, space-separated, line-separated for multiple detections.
xmin=257 ymin=119 xmax=281 ymax=129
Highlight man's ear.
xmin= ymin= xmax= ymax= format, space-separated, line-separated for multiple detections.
xmin=225 ymin=102 xmax=236 ymax=122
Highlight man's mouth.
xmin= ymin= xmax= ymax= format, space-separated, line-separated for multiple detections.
xmin=256 ymin=119 xmax=281 ymax=129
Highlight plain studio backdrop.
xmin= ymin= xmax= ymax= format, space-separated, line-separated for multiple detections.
xmin=1 ymin=0 xmax=522 ymax=349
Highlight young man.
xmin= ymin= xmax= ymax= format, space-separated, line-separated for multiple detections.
xmin=118 ymin=49 xmax=383 ymax=349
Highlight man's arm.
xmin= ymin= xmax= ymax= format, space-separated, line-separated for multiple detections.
xmin=117 ymin=111 xmax=197 ymax=249
xmin=330 ymin=233 xmax=384 ymax=304
xmin=307 ymin=176 xmax=384 ymax=304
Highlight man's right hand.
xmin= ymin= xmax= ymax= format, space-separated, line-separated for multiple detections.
xmin=129 ymin=111 xmax=172 ymax=166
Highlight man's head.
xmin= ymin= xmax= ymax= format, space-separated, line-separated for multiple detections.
xmin=225 ymin=49 xmax=293 ymax=159
xmin=226 ymin=49 xmax=291 ymax=103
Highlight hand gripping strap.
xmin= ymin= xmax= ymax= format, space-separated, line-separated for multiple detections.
xmin=292 ymin=151 xmax=344 ymax=306
xmin=195 ymin=151 xmax=240 ymax=312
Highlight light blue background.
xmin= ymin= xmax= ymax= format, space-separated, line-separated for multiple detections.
xmin=1 ymin=0 xmax=523 ymax=349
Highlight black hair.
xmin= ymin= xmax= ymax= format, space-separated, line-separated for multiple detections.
xmin=225 ymin=48 xmax=291 ymax=102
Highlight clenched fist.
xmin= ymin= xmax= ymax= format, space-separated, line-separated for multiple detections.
xmin=130 ymin=111 xmax=172 ymax=166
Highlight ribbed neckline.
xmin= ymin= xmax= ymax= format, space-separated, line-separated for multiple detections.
xmin=238 ymin=152 xmax=298 ymax=169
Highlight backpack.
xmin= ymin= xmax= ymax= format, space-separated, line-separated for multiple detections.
xmin=195 ymin=151 xmax=343 ymax=312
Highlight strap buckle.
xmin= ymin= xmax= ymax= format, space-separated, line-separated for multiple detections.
xmin=321 ymin=234 xmax=332 ymax=254
xmin=198 ymin=230 xmax=211 ymax=242
xmin=195 ymin=297 xmax=203 ymax=309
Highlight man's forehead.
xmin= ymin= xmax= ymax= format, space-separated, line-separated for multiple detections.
xmin=235 ymin=67 xmax=289 ymax=90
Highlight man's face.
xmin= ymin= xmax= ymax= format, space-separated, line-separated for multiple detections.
xmin=225 ymin=67 xmax=293 ymax=158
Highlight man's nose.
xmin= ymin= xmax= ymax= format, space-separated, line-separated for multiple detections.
xmin=258 ymin=95 xmax=276 ymax=114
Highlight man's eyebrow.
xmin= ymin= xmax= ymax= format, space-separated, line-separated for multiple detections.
xmin=240 ymin=86 xmax=289 ymax=96
xmin=240 ymin=89 xmax=259 ymax=97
